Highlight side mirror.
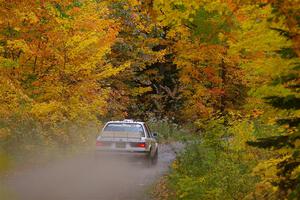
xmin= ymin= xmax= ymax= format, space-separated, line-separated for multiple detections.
xmin=152 ymin=132 xmax=158 ymax=137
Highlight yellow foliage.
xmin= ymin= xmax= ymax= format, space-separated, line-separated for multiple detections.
xmin=131 ymin=87 xmax=153 ymax=96
xmin=0 ymin=0 xmax=121 ymax=143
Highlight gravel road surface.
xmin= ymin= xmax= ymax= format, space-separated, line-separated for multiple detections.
xmin=2 ymin=143 xmax=184 ymax=200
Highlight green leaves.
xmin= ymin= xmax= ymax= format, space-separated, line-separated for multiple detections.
xmin=0 ymin=58 xmax=19 ymax=68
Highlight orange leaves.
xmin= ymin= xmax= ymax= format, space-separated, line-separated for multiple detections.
xmin=31 ymin=80 xmax=41 ymax=87
xmin=203 ymin=66 xmax=222 ymax=84
xmin=152 ymin=0 xmax=255 ymax=121
xmin=226 ymin=0 xmax=238 ymax=13
xmin=251 ymin=109 xmax=264 ymax=118
xmin=209 ymin=88 xmax=225 ymax=96
xmin=69 ymin=6 xmax=81 ymax=15
xmin=0 ymin=0 xmax=123 ymax=142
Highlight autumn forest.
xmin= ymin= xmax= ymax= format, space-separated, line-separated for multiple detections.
xmin=0 ymin=0 xmax=300 ymax=199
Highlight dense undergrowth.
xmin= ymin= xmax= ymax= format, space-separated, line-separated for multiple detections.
xmin=148 ymin=118 xmax=194 ymax=143
xmin=153 ymin=116 xmax=280 ymax=200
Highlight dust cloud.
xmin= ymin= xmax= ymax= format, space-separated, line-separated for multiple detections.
xmin=1 ymin=144 xmax=182 ymax=200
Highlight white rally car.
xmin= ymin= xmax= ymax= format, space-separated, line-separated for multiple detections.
xmin=95 ymin=120 xmax=158 ymax=164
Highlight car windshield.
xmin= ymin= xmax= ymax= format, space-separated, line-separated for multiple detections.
xmin=103 ymin=123 xmax=145 ymax=137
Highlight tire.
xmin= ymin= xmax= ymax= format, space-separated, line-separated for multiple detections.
xmin=151 ymin=148 xmax=158 ymax=165
xmin=147 ymin=148 xmax=158 ymax=166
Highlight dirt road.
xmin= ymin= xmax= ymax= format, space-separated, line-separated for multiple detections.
xmin=2 ymin=143 xmax=183 ymax=200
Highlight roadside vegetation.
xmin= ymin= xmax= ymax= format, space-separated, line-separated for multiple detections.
xmin=1 ymin=0 xmax=299 ymax=199
xmin=153 ymin=117 xmax=273 ymax=200
xmin=148 ymin=118 xmax=193 ymax=142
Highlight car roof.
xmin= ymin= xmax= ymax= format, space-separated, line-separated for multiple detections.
xmin=105 ymin=119 xmax=144 ymax=125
